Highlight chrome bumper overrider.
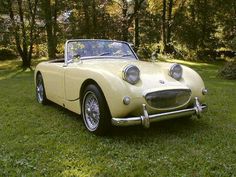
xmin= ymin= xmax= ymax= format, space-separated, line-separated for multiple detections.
xmin=111 ymin=97 xmax=207 ymax=128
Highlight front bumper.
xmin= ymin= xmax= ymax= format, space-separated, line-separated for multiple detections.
xmin=111 ymin=97 xmax=207 ymax=128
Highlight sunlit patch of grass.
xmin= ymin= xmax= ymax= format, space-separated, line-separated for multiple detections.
xmin=31 ymin=57 xmax=48 ymax=68
xmin=0 ymin=69 xmax=23 ymax=80
xmin=0 ymin=57 xmax=48 ymax=80
xmin=165 ymin=58 xmax=213 ymax=67
xmin=0 ymin=58 xmax=22 ymax=69
xmin=0 ymin=57 xmax=48 ymax=70
xmin=0 ymin=59 xmax=235 ymax=176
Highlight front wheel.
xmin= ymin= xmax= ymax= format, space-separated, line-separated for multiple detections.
xmin=82 ymin=84 xmax=111 ymax=135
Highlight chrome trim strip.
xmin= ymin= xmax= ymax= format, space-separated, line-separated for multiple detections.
xmin=111 ymin=97 xmax=207 ymax=128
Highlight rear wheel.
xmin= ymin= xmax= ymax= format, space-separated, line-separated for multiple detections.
xmin=36 ymin=73 xmax=48 ymax=104
xmin=82 ymin=84 xmax=111 ymax=135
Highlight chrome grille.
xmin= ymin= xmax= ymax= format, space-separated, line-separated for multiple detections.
xmin=145 ymin=89 xmax=191 ymax=109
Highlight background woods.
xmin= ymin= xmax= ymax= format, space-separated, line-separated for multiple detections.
xmin=0 ymin=0 xmax=235 ymax=75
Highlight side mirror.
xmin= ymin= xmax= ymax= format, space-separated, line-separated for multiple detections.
xmin=151 ymin=51 xmax=157 ymax=62
xmin=73 ymin=54 xmax=80 ymax=61
xmin=129 ymin=43 xmax=134 ymax=48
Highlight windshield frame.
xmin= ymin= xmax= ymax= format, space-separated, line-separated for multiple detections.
xmin=64 ymin=39 xmax=139 ymax=65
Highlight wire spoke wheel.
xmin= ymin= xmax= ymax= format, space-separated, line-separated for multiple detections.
xmin=82 ymin=84 xmax=111 ymax=135
xmin=83 ymin=91 xmax=100 ymax=131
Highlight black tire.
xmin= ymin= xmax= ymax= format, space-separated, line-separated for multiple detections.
xmin=182 ymin=115 xmax=192 ymax=119
xmin=36 ymin=73 xmax=48 ymax=105
xmin=82 ymin=84 xmax=111 ymax=135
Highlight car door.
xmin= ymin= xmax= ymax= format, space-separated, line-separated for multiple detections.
xmin=43 ymin=62 xmax=65 ymax=106
xmin=64 ymin=63 xmax=84 ymax=101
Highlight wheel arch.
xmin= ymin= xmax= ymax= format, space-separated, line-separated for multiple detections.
xmin=79 ymin=79 xmax=111 ymax=116
xmin=35 ymin=70 xmax=48 ymax=104
xmin=35 ymin=70 xmax=46 ymax=87
xmin=35 ymin=70 xmax=42 ymax=85
xmin=36 ymin=70 xmax=42 ymax=77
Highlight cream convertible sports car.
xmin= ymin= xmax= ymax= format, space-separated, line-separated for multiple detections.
xmin=35 ymin=39 xmax=207 ymax=135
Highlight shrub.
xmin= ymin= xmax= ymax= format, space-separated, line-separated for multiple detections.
xmin=219 ymin=60 xmax=236 ymax=80
xmin=137 ymin=43 xmax=161 ymax=61
xmin=33 ymin=44 xmax=48 ymax=58
xmin=0 ymin=47 xmax=17 ymax=60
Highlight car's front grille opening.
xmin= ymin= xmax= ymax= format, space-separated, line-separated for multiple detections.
xmin=145 ymin=89 xmax=192 ymax=109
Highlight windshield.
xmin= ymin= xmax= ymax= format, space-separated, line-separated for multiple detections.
xmin=67 ymin=40 xmax=137 ymax=60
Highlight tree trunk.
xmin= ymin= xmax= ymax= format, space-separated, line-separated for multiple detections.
xmin=166 ymin=0 xmax=173 ymax=45
xmin=165 ymin=0 xmax=174 ymax=53
xmin=42 ymin=0 xmax=57 ymax=59
xmin=190 ymin=1 xmax=197 ymax=49
xmin=162 ymin=0 xmax=167 ymax=52
xmin=82 ymin=0 xmax=91 ymax=38
xmin=121 ymin=22 xmax=129 ymax=41
xmin=8 ymin=0 xmax=38 ymax=69
xmin=22 ymin=56 xmax=31 ymax=69
xmin=92 ymin=0 xmax=97 ymax=38
xmin=118 ymin=0 xmax=145 ymax=42
xmin=121 ymin=0 xmax=129 ymax=41
xmin=134 ymin=0 xmax=140 ymax=49
xmin=52 ymin=0 xmax=58 ymax=54
xmin=134 ymin=17 xmax=140 ymax=49
xmin=28 ymin=0 xmax=38 ymax=66
xmin=17 ymin=0 xmax=28 ymax=59
xmin=200 ymin=0 xmax=207 ymax=48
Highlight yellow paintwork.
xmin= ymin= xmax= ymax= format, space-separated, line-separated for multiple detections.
xmin=35 ymin=58 xmax=206 ymax=118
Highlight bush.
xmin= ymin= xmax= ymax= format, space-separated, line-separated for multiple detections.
xmin=0 ymin=47 xmax=17 ymax=60
xmin=219 ymin=60 xmax=236 ymax=79
xmin=137 ymin=43 xmax=161 ymax=61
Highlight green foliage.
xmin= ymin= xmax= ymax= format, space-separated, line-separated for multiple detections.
xmin=219 ymin=60 xmax=236 ymax=80
xmin=173 ymin=0 xmax=217 ymax=50
xmin=137 ymin=43 xmax=159 ymax=60
xmin=1 ymin=0 xmax=236 ymax=64
xmin=0 ymin=47 xmax=17 ymax=60
xmin=33 ymin=44 xmax=48 ymax=58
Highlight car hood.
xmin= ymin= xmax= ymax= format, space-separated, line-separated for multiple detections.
xmin=81 ymin=58 xmax=190 ymax=91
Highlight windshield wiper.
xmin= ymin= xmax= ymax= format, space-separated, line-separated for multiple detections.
xmin=99 ymin=52 xmax=111 ymax=56
xmin=121 ymin=54 xmax=132 ymax=57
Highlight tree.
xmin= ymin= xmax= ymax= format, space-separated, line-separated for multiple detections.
xmin=112 ymin=0 xmax=146 ymax=43
xmin=166 ymin=0 xmax=173 ymax=47
xmin=161 ymin=0 xmax=187 ymax=53
xmin=134 ymin=0 xmax=146 ymax=48
xmin=81 ymin=0 xmax=91 ymax=38
xmin=161 ymin=0 xmax=167 ymax=51
xmin=40 ymin=0 xmax=58 ymax=59
xmin=6 ymin=0 xmax=38 ymax=68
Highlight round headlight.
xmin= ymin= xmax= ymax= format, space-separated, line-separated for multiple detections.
xmin=123 ymin=65 xmax=140 ymax=85
xmin=169 ymin=63 xmax=183 ymax=80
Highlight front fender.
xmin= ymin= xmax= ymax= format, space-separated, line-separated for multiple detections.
xmin=79 ymin=69 xmax=138 ymax=117
xmin=180 ymin=65 xmax=206 ymax=103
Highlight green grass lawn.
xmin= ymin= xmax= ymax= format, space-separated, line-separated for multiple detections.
xmin=0 ymin=59 xmax=236 ymax=177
